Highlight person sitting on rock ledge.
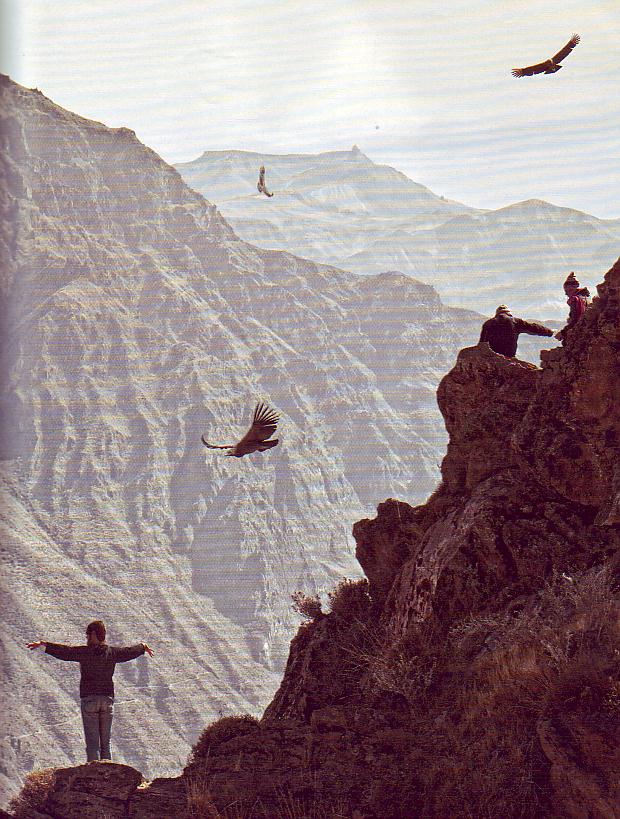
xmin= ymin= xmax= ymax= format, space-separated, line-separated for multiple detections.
xmin=479 ymin=305 xmax=553 ymax=358
xmin=555 ymin=271 xmax=590 ymax=343
xmin=27 ymin=620 xmax=154 ymax=763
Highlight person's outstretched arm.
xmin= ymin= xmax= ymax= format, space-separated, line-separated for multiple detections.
xmin=515 ymin=319 xmax=554 ymax=338
xmin=27 ymin=641 xmax=85 ymax=661
xmin=113 ymin=642 xmax=154 ymax=662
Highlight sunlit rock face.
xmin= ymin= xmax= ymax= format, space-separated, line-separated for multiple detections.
xmin=176 ymin=149 xmax=620 ymax=320
xmin=0 ymin=75 xmax=487 ymax=803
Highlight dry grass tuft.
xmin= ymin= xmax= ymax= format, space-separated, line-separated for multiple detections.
xmin=327 ymin=578 xmax=372 ymax=621
xmin=185 ymin=763 xmax=259 ymax=818
xmin=274 ymin=783 xmax=350 ymax=819
xmin=9 ymin=768 xmax=56 ymax=818
xmin=185 ymin=762 xmax=221 ymax=819
xmin=416 ymin=565 xmax=620 ymax=817
xmin=291 ymin=590 xmax=323 ymax=621
xmin=329 ymin=565 xmax=619 ymax=817
xmin=335 ymin=614 xmax=438 ymax=709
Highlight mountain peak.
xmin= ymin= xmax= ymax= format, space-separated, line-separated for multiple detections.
xmin=497 ymin=198 xmax=576 ymax=215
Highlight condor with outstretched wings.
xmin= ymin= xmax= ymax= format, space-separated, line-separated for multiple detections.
xmin=201 ymin=402 xmax=280 ymax=457
xmin=257 ymin=165 xmax=274 ymax=197
xmin=512 ymin=34 xmax=580 ymax=77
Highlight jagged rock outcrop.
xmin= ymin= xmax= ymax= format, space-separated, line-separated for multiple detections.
xmin=356 ymin=337 xmax=614 ymax=636
xmin=20 ymin=258 xmax=619 ymax=818
xmin=437 ymin=343 xmax=538 ymax=491
xmin=515 ymin=266 xmax=620 ymax=524
xmin=352 ymin=498 xmax=421 ymax=605
xmin=11 ymin=763 xmax=142 ymax=819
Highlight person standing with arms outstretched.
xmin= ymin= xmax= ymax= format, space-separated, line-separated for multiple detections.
xmin=27 ymin=620 xmax=154 ymax=762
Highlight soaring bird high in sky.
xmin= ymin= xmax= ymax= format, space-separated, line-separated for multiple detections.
xmin=512 ymin=34 xmax=580 ymax=77
xmin=201 ymin=402 xmax=280 ymax=457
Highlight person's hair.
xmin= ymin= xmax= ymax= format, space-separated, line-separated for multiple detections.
xmin=86 ymin=620 xmax=106 ymax=642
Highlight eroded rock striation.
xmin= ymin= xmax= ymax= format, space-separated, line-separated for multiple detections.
xmin=17 ymin=258 xmax=619 ymax=818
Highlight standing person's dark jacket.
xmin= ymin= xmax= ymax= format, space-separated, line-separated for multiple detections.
xmin=479 ymin=313 xmax=553 ymax=357
xmin=45 ymin=643 xmax=145 ymax=697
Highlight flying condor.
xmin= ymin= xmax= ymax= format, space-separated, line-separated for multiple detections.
xmin=257 ymin=165 xmax=274 ymax=197
xmin=512 ymin=34 xmax=580 ymax=77
xmin=201 ymin=402 xmax=280 ymax=457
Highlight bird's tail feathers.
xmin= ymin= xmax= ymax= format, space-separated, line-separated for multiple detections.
xmin=201 ymin=434 xmax=232 ymax=450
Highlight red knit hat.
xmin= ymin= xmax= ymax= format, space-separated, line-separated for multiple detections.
xmin=564 ymin=271 xmax=580 ymax=288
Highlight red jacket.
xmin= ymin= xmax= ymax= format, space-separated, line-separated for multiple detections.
xmin=566 ymin=291 xmax=588 ymax=327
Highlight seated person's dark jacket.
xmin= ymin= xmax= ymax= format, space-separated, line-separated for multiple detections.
xmin=45 ymin=642 xmax=145 ymax=697
xmin=479 ymin=314 xmax=552 ymax=357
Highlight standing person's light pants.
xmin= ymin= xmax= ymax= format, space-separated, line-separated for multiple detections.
xmin=80 ymin=695 xmax=114 ymax=761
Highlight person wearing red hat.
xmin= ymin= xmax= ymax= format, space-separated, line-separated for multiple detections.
xmin=556 ymin=272 xmax=590 ymax=342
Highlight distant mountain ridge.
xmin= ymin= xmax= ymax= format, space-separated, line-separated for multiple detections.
xmin=176 ymin=148 xmax=620 ymax=319
xmin=181 ymin=145 xmax=469 ymax=214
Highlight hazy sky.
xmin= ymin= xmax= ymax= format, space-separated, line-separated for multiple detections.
xmin=2 ymin=0 xmax=619 ymax=217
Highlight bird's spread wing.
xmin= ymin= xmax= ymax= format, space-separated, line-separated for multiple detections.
xmin=201 ymin=434 xmax=232 ymax=450
xmin=512 ymin=60 xmax=549 ymax=77
xmin=237 ymin=402 xmax=279 ymax=445
xmin=513 ymin=33 xmax=580 ymax=77
xmin=552 ymin=33 xmax=580 ymax=64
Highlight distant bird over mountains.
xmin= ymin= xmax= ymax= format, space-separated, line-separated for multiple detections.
xmin=257 ymin=165 xmax=274 ymax=197
xmin=201 ymin=402 xmax=280 ymax=457
xmin=512 ymin=33 xmax=580 ymax=77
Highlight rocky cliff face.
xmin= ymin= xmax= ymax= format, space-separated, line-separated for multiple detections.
xmin=25 ymin=257 xmax=617 ymax=818
xmin=0 ymin=75 xmax=488 ymax=804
